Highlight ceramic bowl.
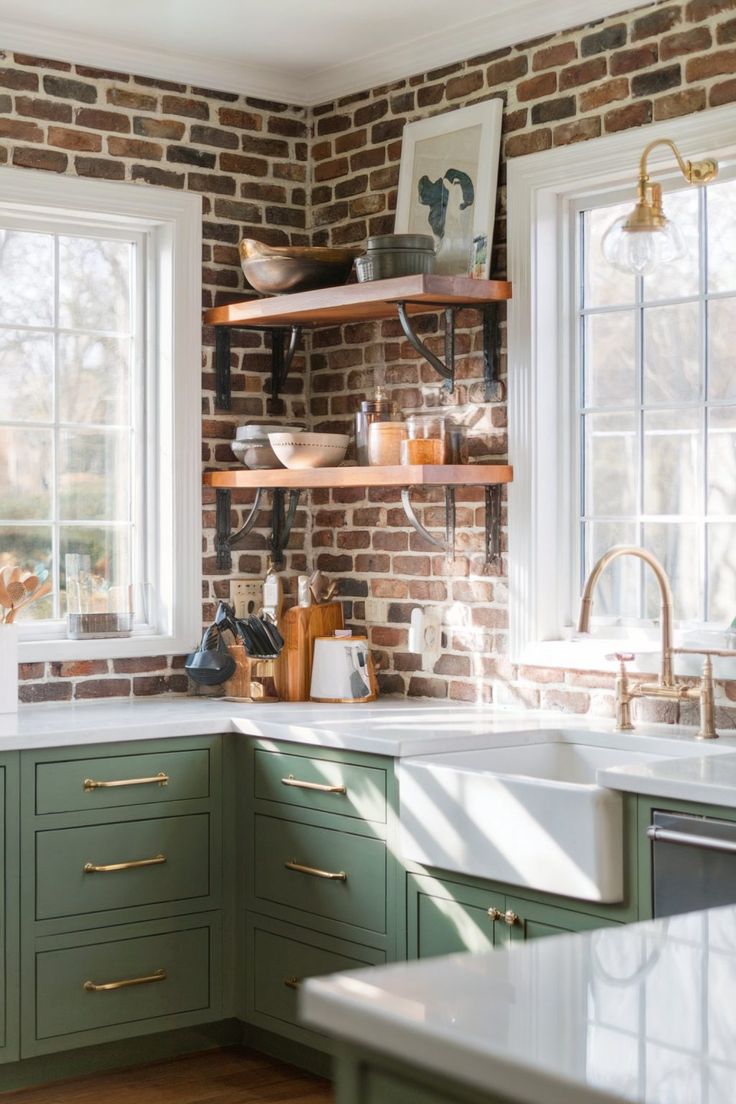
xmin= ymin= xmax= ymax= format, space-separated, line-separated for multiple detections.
xmin=239 ymin=239 xmax=360 ymax=295
xmin=231 ymin=421 xmax=305 ymax=469
xmin=268 ymin=431 xmax=350 ymax=469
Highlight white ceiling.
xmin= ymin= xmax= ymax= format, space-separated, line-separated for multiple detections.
xmin=0 ymin=0 xmax=653 ymax=105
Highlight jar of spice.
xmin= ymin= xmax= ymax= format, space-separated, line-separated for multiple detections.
xmin=401 ymin=414 xmax=446 ymax=465
xmin=354 ymin=389 xmax=401 ymax=465
xmin=368 ymin=420 xmax=407 ymax=465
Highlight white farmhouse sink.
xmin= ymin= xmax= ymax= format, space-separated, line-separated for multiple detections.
xmin=398 ymin=735 xmax=683 ymax=903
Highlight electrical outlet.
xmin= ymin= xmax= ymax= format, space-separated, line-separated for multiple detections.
xmin=231 ymin=580 xmax=262 ymax=618
xmin=364 ymin=598 xmax=386 ymax=623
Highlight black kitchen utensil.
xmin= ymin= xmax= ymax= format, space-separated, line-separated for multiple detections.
xmin=185 ymin=624 xmax=236 ymax=686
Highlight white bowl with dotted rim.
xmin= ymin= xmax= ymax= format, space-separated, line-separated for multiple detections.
xmin=268 ymin=431 xmax=350 ymax=469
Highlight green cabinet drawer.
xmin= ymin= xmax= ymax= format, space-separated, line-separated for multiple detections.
xmin=408 ymin=873 xmax=510 ymax=960
xmin=35 ymin=814 xmax=210 ymax=920
xmin=35 ymin=748 xmax=210 ymax=815
xmin=254 ymin=748 xmax=387 ymax=824
xmin=249 ymin=916 xmax=382 ymax=1035
xmin=35 ymin=923 xmax=211 ymax=1040
xmin=506 ymin=897 xmax=619 ymax=941
xmin=254 ymin=814 xmax=386 ymax=933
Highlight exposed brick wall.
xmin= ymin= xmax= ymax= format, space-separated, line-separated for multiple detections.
xmin=0 ymin=49 xmax=310 ymax=703
xmin=304 ymin=0 xmax=736 ymax=726
xmin=4 ymin=0 xmax=736 ymax=726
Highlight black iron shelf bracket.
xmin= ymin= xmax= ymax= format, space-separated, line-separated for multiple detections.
xmin=214 ymin=324 xmax=302 ymax=415
xmin=215 ymin=486 xmax=302 ymax=571
xmin=395 ymin=301 xmax=502 ymax=396
xmin=400 ymin=483 xmax=502 ymax=566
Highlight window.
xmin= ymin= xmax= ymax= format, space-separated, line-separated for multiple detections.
xmin=576 ymin=175 xmax=736 ymax=628
xmin=507 ymin=104 xmax=736 ymax=674
xmin=0 ymin=168 xmax=201 ymax=661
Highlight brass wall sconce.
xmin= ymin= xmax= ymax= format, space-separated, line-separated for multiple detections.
xmin=602 ymin=137 xmax=718 ymax=276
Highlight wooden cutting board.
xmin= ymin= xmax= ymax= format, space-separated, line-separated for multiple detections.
xmin=275 ymin=602 xmax=344 ymax=702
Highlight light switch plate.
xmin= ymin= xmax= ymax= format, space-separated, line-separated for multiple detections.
xmin=231 ymin=580 xmax=262 ymax=618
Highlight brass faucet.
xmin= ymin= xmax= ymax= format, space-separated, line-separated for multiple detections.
xmin=577 ymin=545 xmax=735 ymax=740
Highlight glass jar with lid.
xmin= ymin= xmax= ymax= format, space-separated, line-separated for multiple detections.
xmin=401 ymin=414 xmax=446 ymax=465
xmin=354 ymin=388 xmax=402 ymax=465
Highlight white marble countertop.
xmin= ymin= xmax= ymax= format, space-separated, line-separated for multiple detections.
xmin=302 ymin=905 xmax=736 ymax=1104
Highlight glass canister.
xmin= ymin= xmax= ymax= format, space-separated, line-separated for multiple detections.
xmin=401 ymin=414 xmax=446 ymax=465
xmin=367 ymin=420 xmax=407 ymax=465
xmin=444 ymin=421 xmax=469 ymax=464
xmin=354 ymin=389 xmax=401 ymax=465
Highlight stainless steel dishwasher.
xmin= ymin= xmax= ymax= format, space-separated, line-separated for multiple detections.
xmin=649 ymin=810 xmax=736 ymax=917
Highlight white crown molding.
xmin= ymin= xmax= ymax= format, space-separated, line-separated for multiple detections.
xmin=2 ymin=0 xmax=652 ymax=107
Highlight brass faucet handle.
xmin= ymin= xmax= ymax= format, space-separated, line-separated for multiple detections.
xmin=605 ymin=652 xmax=636 ymax=666
xmin=673 ymin=647 xmax=736 ymax=659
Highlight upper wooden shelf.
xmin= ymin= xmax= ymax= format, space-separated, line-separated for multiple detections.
xmin=203 ymin=274 xmax=512 ymax=329
xmin=203 ymin=463 xmax=513 ymax=490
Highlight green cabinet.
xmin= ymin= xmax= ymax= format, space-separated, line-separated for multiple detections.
xmin=408 ymin=871 xmax=619 ymax=959
xmin=18 ymin=736 xmax=223 ymax=1060
xmin=334 ymin=1046 xmax=517 ymax=1104
xmin=0 ymin=754 xmax=20 ymax=1065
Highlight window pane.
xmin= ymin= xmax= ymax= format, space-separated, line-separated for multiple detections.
xmin=0 ymin=330 xmax=53 ymax=422
xmin=708 ymin=407 xmax=736 ymax=517
xmin=708 ymin=178 xmax=736 ymax=294
xmin=59 ymin=526 xmax=131 ymax=615
xmin=0 ymin=428 xmax=52 ymax=519
xmin=584 ymin=311 xmax=637 ymax=408
xmin=642 ymin=187 xmax=700 ymax=302
xmin=584 ymin=520 xmax=639 ymax=618
xmin=59 ymin=429 xmax=131 ymax=522
xmin=643 ymin=522 xmax=701 ymax=622
xmin=643 ymin=301 xmax=701 ymax=404
xmin=0 ymin=229 xmax=54 ymax=327
xmin=708 ymin=523 xmax=736 ymax=622
xmin=58 ymin=334 xmax=131 ymax=425
xmin=585 ymin=412 xmax=637 ymax=516
xmin=58 ymin=236 xmax=132 ymax=334
xmin=0 ymin=526 xmax=53 ymax=620
xmin=708 ymin=297 xmax=736 ymax=401
xmin=584 ymin=204 xmax=637 ymax=308
xmin=644 ymin=409 xmax=701 ymax=516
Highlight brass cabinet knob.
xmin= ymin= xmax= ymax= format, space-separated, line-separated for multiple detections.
xmin=488 ymin=906 xmax=520 ymax=927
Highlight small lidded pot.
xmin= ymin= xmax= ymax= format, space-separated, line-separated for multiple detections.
xmin=355 ymin=389 xmax=401 ymax=465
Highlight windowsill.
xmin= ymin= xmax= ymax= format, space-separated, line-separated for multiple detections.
xmin=18 ymin=631 xmax=196 ymax=663
xmin=519 ymin=634 xmax=736 ymax=681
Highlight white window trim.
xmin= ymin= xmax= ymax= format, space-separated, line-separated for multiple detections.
xmin=0 ymin=166 xmax=202 ymax=662
xmin=507 ymin=102 xmax=736 ymax=679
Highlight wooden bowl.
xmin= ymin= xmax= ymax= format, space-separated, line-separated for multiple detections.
xmin=239 ymin=239 xmax=359 ymax=295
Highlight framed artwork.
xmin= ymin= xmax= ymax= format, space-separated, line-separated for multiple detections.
xmin=394 ymin=99 xmax=503 ymax=278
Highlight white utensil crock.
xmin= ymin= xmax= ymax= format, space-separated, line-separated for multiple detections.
xmin=0 ymin=623 xmax=19 ymax=714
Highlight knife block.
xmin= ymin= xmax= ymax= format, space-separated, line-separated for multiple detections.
xmin=221 ymin=644 xmax=278 ymax=703
xmin=275 ymin=601 xmax=344 ymax=702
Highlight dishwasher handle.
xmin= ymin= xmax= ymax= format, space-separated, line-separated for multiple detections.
xmin=647 ymin=824 xmax=736 ymax=855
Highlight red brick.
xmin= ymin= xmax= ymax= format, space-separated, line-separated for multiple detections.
xmin=219 ymin=152 xmax=269 ymax=175
xmin=75 ymin=107 xmax=131 ymax=132
xmin=654 ymin=86 xmax=706 ymax=118
xmin=218 ymin=107 xmax=262 ymax=130
xmin=75 ymin=156 xmax=125 ymax=179
xmin=517 ymin=71 xmax=556 ymax=100
xmin=50 ymin=660 xmax=108 ymax=677
xmin=134 ymin=116 xmax=185 ymax=139
xmin=408 ymin=676 xmax=448 ymax=699
xmin=532 ymin=41 xmax=577 ymax=70
xmin=661 ymin=25 xmax=712 ymax=57
xmin=19 ymin=663 xmax=45 ymax=680
xmin=43 ymin=74 xmax=96 ymax=102
xmin=14 ymin=53 xmax=71 ymax=71
xmin=685 ymin=0 xmax=736 ymax=17
xmin=446 ymin=71 xmax=483 ymax=99
xmin=717 ymin=16 xmax=736 ymax=42
xmin=74 ymin=679 xmax=130 ymax=699
xmin=107 ymin=87 xmax=157 ymax=110
xmin=541 ymin=689 xmax=591 ymax=713
xmin=20 ymin=682 xmax=72 ymax=703
xmin=13 ymin=147 xmax=67 ymax=171
xmin=604 ymin=100 xmax=653 ymax=131
xmin=161 ymin=94 xmax=209 ymax=119
xmin=108 ymin=136 xmax=163 ymax=159
xmin=47 ymin=125 xmax=101 ymax=151
xmin=710 ymin=76 xmax=736 ymax=104
xmin=417 ymin=84 xmax=444 ymax=107
xmin=314 ymin=157 xmax=349 ymax=182
xmin=632 ymin=6 xmax=682 ymax=41
xmin=579 ymin=77 xmax=629 ymax=111
xmin=131 ymin=165 xmax=185 ymax=188
xmin=0 ymin=67 xmax=38 ymax=90
xmin=559 ymin=57 xmax=607 ymax=88
xmin=0 ymin=117 xmax=42 ymax=141
xmin=610 ymin=44 xmax=659 ymax=75
xmin=554 ymin=117 xmax=602 ymax=144
xmin=505 ymin=128 xmax=552 ymax=156
xmin=487 ymin=55 xmax=528 ymax=84
xmin=15 ymin=95 xmax=72 ymax=121
xmin=686 ymin=47 xmax=736 ymax=78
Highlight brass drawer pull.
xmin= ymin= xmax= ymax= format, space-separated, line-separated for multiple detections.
xmin=83 ymin=967 xmax=166 ymax=993
xmin=488 ymin=907 xmax=520 ymax=927
xmin=84 ymin=771 xmax=169 ymax=791
xmin=285 ymin=859 xmax=347 ymax=882
xmin=283 ymin=976 xmax=302 ymax=990
xmin=281 ymin=774 xmax=347 ymax=795
xmin=83 ymin=854 xmax=167 ymax=874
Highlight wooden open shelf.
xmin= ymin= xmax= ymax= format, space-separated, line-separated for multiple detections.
xmin=203 ymin=463 xmax=513 ymax=491
xmin=203 ymin=274 xmax=512 ymax=329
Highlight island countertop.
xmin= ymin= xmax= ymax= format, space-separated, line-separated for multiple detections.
xmin=302 ymin=905 xmax=736 ymax=1104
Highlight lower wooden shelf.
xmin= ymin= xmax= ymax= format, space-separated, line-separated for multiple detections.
xmin=202 ymin=464 xmax=512 ymax=490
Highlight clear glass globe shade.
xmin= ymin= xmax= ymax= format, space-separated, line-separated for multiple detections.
xmin=601 ymin=214 xmax=686 ymax=276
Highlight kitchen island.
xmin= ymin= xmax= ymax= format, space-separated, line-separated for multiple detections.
xmin=302 ymin=904 xmax=736 ymax=1104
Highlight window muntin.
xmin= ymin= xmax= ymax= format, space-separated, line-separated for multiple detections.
xmin=0 ymin=217 xmax=147 ymax=634
xmin=577 ymin=174 xmax=736 ymax=629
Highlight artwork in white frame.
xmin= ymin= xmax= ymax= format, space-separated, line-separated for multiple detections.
xmin=394 ymin=99 xmax=503 ymax=278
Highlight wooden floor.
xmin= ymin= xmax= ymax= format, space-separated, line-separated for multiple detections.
xmin=0 ymin=1047 xmax=333 ymax=1104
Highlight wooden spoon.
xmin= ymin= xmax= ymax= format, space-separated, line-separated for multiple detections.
xmin=6 ymin=578 xmax=52 ymax=623
xmin=6 ymin=581 xmax=26 ymax=605
xmin=22 ymin=574 xmax=39 ymax=593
